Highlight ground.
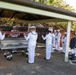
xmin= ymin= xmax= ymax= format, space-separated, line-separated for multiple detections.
xmin=0 ymin=47 xmax=76 ymax=75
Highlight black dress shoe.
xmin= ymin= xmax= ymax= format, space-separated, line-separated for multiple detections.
xmin=26 ymin=55 xmax=28 ymax=58
xmin=44 ymin=58 xmax=46 ymax=59
xmin=44 ymin=58 xmax=47 ymax=60
xmin=27 ymin=61 xmax=34 ymax=64
xmin=44 ymin=58 xmax=50 ymax=60
xmin=27 ymin=61 xmax=29 ymax=63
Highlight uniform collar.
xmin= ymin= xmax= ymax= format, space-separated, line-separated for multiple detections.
xmin=31 ymin=31 xmax=37 ymax=35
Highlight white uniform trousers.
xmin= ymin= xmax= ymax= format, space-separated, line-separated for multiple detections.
xmin=46 ymin=44 xmax=52 ymax=60
xmin=28 ymin=45 xmax=36 ymax=63
xmin=62 ymin=43 xmax=66 ymax=53
xmin=55 ymin=40 xmax=60 ymax=51
xmin=51 ymin=44 xmax=54 ymax=53
xmin=53 ymin=39 xmax=56 ymax=48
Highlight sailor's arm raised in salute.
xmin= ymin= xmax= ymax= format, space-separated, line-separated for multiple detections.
xmin=24 ymin=33 xmax=30 ymax=40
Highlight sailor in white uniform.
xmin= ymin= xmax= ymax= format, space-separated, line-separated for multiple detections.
xmin=42 ymin=27 xmax=53 ymax=60
xmin=62 ymin=32 xmax=67 ymax=53
xmin=10 ymin=26 xmax=20 ymax=53
xmin=55 ymin=29 xmax=61 ymax=51
xmin=0 ymin=29 xmax=5 ymax=40
xmin=24 ymin=26 xmax=38 ymax=64
xmin=53 ymin=30 xmax=57 ymax=48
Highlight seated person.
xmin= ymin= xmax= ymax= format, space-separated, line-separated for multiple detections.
xmin=69 ymin=48 xmax=76 ymax=60
xmin=69 ymin=33 xmax=76 ymax=60
xmin=10 ymin=26 xmax=20 ymax=53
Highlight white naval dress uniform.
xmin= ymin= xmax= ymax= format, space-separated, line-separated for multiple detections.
xmin=0 ymin=31 xmax=5 ymax=40
xmin=53 ymin=33 xmax=56 ymax=48
xmin=62 ymin=36 xmax=67 ymax=53
xmin=42 ymin=33 xmax=53 ymax=60
xmin=55 ymin=33 xmax=61 ymax=51
xmin=24 ymin=31 xmax=38 ymax=64
xmin=51 ymin=33 xmax=55 ymax=52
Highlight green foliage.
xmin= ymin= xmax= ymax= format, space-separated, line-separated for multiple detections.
xmin=32 ymin=0 xmax=45 ymax=3
xmin=48 ymin=22 xmax=67 ymax=30
xmin=72 ymin=22 xmax=76 ymax=31
xmin=32 ymin=0 xmax=76 ymax=30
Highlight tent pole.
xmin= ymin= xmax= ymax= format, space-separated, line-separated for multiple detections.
xmin=64 ymin=21 xmax=71 ymax=62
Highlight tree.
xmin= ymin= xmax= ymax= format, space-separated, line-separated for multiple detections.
xmin=32 ymin=0 xmax=76 ymax=30
xmin=32 ymin=0 xmax=45 ymax=3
